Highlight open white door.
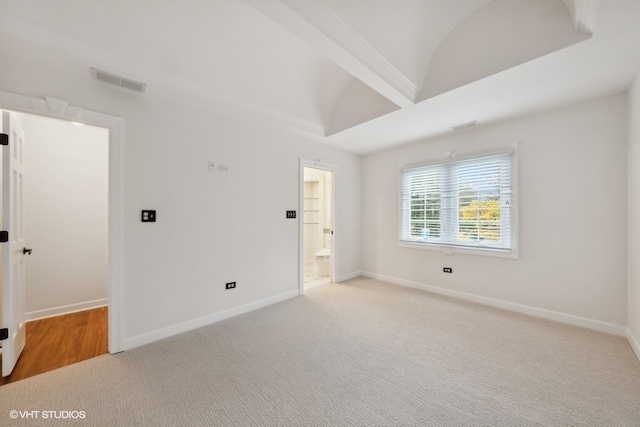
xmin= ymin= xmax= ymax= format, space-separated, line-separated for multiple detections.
xmin=299 ymin=159 xmax=338 ymax=294
xmin=1 ymin=111 xmax=29 ymax=377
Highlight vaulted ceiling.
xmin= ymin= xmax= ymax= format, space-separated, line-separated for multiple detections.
xmin=1 ymin=0 xmax=639 ymax=154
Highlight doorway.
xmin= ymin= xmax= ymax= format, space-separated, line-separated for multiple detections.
xmin=0 ymin=110 xmax=109 ymax=381
xmin=0 ymin=91 xmax=124 ymax=361
xmin=301 ymin=163 xmax=335 ymax=292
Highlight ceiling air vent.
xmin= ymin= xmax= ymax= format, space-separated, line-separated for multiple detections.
xmin=91 ymin=68 xmax=146 ymax=94
xmin=451 ymin=120 xmax=479 ymax=131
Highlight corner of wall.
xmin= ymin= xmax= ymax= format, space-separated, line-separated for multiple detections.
xmin=361 ymin=271 xmax=628 ymax=337
xmin=123 ymin=290 xmax=299 ymax=351
xmin=628 ymin=72 xmax=640 ymax=361
xmin=628 ymin=328 xmax=640 ymax=363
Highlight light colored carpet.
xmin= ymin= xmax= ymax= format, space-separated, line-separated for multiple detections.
xmin=1 ymin=277 xmax=639 ymax=426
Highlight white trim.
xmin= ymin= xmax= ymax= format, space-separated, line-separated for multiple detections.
xmin=627 ymin=328 xmax=640 ymax=363
xmin=123 ymin=290 xmax=299 ymax=350
xmin=107 ymin=114 xmax=125 ymax=355
xmin=337 ymin=271 xmax=362 ymax=283
xmin=26 ymin=299 xmax=108 ymax=322
xmin=361 ymin=271 xmax=627 ymax=337
xmin=244 ymin=0 xmax=415 ymax=108
xmin=398 ymin=141 xmax=519 ymax=259
xmin=0 ymin=90 xmax=125 ymax=354
xmin=281 ymin=0 xmax=419 ymax=103
xmin=304 ymin=279 xmax=331 ymax=291
xmin=299 ymin=159 xmax=339 ymax=295
xmin=398 ymin=146 xmax=515 ymax=171
xmin=398 ymin=241 xmax=519 ymax=259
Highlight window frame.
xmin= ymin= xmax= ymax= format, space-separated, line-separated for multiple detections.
xmin=398 ymin=143 xmax=519 ymax=259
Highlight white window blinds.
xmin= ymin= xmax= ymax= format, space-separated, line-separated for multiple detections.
xmin=400 ymin=150 xmax=514 ymax=252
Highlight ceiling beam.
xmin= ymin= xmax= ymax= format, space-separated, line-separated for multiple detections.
xmin=244 ymin=0 xmax=417 ymax=108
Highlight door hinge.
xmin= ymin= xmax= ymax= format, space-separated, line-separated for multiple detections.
xmin=0 ymin=231 xmax=7 ymax=243
xmin=0 ymin=133 xmax=7 ymax=146
xmin=0 ymin=328 xmax=8 ymax=341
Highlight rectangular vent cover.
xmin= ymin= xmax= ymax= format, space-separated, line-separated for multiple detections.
xmin=91 ymin=68 xmax=146 ymax=93
xmin=451 ymin=120 xmax=479 ymax=131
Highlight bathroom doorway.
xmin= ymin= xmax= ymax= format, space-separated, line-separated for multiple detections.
xmin=301 ymin=165 xmax=334 ymax=292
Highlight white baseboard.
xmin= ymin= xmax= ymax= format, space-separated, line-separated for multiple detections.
xmin=337 ymin=270 xmax=362 ymax=283
xmin=627 ymin=328 xmax=640 ymax=363
xmin=361 ymin=271 xmax=627 ymax=337
xmin=123 ymin=290 xmax=300 ymax=351
xmin=26 ymin=298 xmax=108 ymax=322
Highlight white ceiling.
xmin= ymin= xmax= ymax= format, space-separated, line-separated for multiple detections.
xmin=1 ymin=0 xmax=639 ymax=154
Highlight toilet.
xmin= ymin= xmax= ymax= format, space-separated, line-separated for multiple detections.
xmin=314 ymin=248 xmax=331 ymax=277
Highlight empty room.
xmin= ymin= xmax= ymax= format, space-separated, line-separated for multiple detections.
xmin=1 ymin=0 xmax=640 ymax=425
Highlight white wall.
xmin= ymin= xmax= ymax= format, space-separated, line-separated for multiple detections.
xmin=628 ymin=74 xmax=640 ymax=358
xmin=19 ymin=114 xmax=108 ymax=319
xmin=420 ymin=0 xmax=590 ymax=100
xmin=362 ymin=93 xmax=628 ymax=332
xmin=0 ymin=51 xmax=361 ymax=349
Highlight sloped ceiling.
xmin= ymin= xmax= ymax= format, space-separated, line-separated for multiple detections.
xmin=0 ymin=0 xmax=639 ymax=154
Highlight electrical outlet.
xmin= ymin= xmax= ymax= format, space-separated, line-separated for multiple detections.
xmin=443 ymin=267 xmax=453 ymax=273
xmin=225 ymin=281 xmax=236 ymax=290
xmin=141 ymin=210 xmax=156 ymax=222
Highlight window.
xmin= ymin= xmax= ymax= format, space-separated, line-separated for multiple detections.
xmin=400 ymin=147 xmax=516 ymax=256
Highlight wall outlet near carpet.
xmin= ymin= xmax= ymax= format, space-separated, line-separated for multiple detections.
xmin=443 ymin=267 xmax=453 ymax=273
xmin=225 ymin=282 xmax=236 ymax=290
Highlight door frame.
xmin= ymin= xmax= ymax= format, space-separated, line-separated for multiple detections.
xmin=299 ymin=159 xmax=338 ymax=295
xmin=0 ymin=91 xmax=124 ymax=354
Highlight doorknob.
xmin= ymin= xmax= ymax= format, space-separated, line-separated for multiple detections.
xmin=23 ymin=247 xmax=32 ymax=255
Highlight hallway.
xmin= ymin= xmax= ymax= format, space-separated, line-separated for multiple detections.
xmin=1 ymin=307 xmax=108 ymax=385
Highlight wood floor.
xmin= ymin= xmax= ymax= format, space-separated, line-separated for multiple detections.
xmin=0 ymin=307 xmax=108 ymax=385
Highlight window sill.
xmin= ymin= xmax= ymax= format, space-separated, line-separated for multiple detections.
xmin=398 ymin=240 xmax=519 ymax=259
